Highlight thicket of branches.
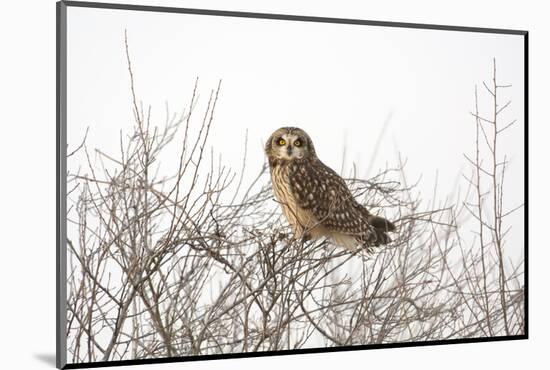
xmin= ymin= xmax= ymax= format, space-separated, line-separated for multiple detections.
xmin=65 ymin=38 xmax=524 ymax=364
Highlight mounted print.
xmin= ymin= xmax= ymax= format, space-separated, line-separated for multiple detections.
xmin=56 ymin=1 xmax=528 ymax=368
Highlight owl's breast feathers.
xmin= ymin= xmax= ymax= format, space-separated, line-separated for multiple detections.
xmin=269 ymin=158 xmax=395 ymax=250
xmin=270 ymin=159 xmax=316 ymax=238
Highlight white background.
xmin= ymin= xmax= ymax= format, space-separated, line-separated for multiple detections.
xmin=0 ymin=0 xmax=545 ymax=369
xmin=66 ymin=4 xmax=525 ymax=258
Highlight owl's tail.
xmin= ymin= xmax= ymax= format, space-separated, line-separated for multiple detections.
xmin=367 ymin=215 xmax=396 ymax=245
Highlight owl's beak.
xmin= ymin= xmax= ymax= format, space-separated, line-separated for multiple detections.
xmin=286 ymin=146 xmax=293 ymax=156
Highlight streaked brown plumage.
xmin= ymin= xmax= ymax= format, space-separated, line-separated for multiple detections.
xmin=265 ymin=127 xmax=395 ymax=251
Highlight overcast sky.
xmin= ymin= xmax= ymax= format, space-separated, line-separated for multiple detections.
xmin=66 ymin=6 xmax=525 ymax=258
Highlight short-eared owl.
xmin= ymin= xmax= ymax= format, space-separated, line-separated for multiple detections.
xmin=265 ymin=127 xmax=395 ymax=251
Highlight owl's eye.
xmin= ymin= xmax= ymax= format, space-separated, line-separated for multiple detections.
xmin=294 ymin=139 xmax=302 ymax=147
xmin=278 ymin=138 xmax=286 ymax=146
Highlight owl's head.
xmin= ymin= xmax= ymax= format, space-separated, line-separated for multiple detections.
xmin=265 ymin=127 xmax=316 ymax=163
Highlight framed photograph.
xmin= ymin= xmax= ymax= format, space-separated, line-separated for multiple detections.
xmin=57 ymin=1 xmax=528 ymax=368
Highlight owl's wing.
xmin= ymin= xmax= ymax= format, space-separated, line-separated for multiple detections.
xmin=288 ymin=160 xmax=372 ymax=237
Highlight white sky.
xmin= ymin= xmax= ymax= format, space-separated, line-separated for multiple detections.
xmin=67 ymin=6 xmax=525 ymax=257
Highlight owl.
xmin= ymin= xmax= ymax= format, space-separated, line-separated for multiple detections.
xmin=265 ymin=127 xmax=395 ymax=251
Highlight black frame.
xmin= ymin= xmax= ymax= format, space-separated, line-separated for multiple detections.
xmin=56 ymin=1 xmax=529 ymax=368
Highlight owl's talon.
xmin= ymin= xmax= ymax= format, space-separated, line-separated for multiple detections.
xmin=300 ymin=233 xmax=312 ymax=243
